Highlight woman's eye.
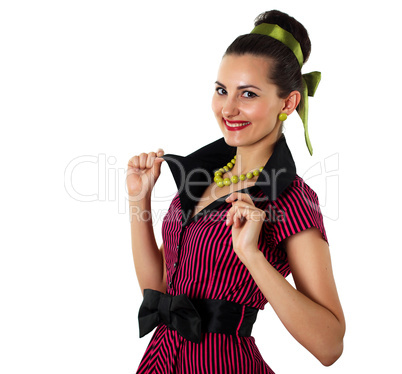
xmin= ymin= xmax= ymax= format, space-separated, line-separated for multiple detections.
xmin=242 ymin=91 xmax=257 ymax=98
xmin=215 ymin=87 xmax=257 ymax=98
xmin=216 ymin=87 xmax=226 ymax=95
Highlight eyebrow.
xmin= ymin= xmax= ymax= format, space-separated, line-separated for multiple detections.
xmin=215 ymin=81 xmax=262 ymax=91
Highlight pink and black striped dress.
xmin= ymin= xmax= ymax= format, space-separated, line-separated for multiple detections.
xmin=136 ymin=135 xmax=328 ymax=374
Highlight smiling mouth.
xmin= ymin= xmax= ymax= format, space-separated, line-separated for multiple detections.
xmin=223 ymin=119 xmax=251 ymax=130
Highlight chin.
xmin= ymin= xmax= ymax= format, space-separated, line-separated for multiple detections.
xmin=222 ymin=134 xmax=249 ymax=148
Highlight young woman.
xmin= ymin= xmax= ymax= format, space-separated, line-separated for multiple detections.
xmin=127 ymin=9 xmax=345 ymax=373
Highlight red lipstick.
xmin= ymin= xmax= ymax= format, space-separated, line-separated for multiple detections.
xmin=223 ymin=118 xmax=252 ymax=131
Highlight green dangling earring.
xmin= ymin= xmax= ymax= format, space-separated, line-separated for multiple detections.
xmin=278 ymin=113 xmax=287 ymax=122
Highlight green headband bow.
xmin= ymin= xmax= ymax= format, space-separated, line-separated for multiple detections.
xmin=250 ymin=23 xmax=321 ymax=155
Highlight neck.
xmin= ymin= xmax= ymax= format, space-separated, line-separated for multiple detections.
xmin=230 ymin=133 xmax=282 ymax=176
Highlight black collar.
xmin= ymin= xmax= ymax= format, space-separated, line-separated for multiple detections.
xmin=161 ymin=134 xmax=296 ymax=225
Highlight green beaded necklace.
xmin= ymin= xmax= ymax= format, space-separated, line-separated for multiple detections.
xmin=213 ymin=155 xmax=264 ymax=188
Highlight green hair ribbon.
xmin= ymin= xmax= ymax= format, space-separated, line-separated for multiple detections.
xmin=250 ymin=23 xmax=321 ymax=155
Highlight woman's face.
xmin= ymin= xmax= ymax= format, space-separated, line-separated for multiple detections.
xmin=211 ymin=54 xmax=285 ymax=148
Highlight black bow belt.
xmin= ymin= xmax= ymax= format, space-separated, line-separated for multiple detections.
xmin=138 ymin=289 xmax=259 ymax=344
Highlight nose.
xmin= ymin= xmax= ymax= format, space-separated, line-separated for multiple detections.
xmin=222 ymin=96 xmax=240 ymax=118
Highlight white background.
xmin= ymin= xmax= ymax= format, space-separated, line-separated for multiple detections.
xmin=1 ymin=0 xmax=401 ymax=373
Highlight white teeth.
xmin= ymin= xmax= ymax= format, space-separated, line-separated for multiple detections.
xmin=225 ymin=120 xmax=251 ymax=127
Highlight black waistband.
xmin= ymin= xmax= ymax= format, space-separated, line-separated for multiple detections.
xmin=138 ymin=289 xmax=259 ymax=343
xmin=190 ymin=297 xmax=259 ymax=337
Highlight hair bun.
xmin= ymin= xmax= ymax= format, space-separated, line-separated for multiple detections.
xmin=254 ymin=10 xmax=311 ymax=64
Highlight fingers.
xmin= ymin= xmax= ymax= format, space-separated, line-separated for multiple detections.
xmin=139 ymin=153 xmax=149 ymax=169
xmin=231 ymin=206 xmax=246 ymax=228
xmin=225 ymin=200 xmax=265 ymax=227
xmin=152 ymin=148 xmax=165 ymax=175
xmin=127 ymin=156 xmax=139 ymax=171
xmin=225 ymin=192 xmax=255 ymax=205
xmin=146 ymin=153 xmax=154 ymax=168
xmin=154 ymin=149 xmax=165 ymax=165
xmin=128 ymin=149 xmax=165 ymax=171
xmin=225 ymin=193 xmax=255 ymax=227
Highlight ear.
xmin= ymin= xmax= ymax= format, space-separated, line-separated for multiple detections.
xmin=281 ymin=90 xmax=301 ymax=115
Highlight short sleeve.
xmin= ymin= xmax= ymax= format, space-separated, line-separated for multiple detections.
xmin=270 ymin=177 xmax=328 ymax=248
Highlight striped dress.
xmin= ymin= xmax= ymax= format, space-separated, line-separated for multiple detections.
xmin=136 ymin=135 xmax=328 ymax=374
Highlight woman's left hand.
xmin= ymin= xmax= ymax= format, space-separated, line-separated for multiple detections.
xmin=225 ymin=192 xmax=266 ymax=265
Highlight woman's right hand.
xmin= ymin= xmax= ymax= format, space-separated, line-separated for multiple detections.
xmin=127 ymin=149 xmax=165 ymax=200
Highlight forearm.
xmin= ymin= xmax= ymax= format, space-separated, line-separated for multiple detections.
xmin=129 ymin=197 xmax=165 ymax=295
xmin=244 ymin=250 xmax=344 ymax=366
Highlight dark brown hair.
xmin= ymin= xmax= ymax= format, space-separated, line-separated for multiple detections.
xmin=224 ymin=10 xmax=311 ymax=100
